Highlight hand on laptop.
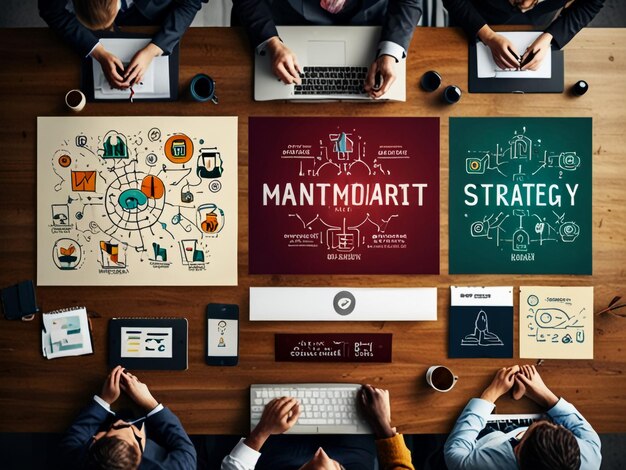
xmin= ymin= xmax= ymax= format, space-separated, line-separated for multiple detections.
xmin=267 ymin=37 xmax=302 ymax=85
xmin=365 ymin=55 xmax=396 ymax=99
xmin=358 ymin=384 xmax=396 ymax=439
xmin=520 ymin=32 xmax=552 ymax=71
xmin=245 ymin=397 xmax=301 ymax=451
xmin=123 ymin=43 xmax=163 ymax=87
xmin=478 ymin=26 xmax=520 ymax=70
xmin=91 ymin=44 xmax=128 ymax=89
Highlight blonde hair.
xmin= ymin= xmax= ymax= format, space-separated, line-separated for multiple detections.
xmin=73 ymin=0 xmax=118 ymax=30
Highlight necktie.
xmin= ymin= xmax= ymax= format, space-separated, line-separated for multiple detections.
xmin=320 ymin=0 xmax=347 ymax=14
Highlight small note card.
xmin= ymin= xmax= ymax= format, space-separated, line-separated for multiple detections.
xmin=275 ymin=333 xmax=392 ymax=363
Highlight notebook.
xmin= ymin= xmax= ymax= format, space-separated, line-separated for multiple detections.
xmin=81 ymin=33 xmax=179 ymax=102
xmin=108 ymin=318 xmax=188 ymax=370
xmin=41 ymin=306 xmax=93 ymax=359
xmin=469 ymin=31 xmax=564 ymax=93
xmin=449 ymin=286 xmax=513 ymax=358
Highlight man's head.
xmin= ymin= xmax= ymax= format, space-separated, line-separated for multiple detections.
xmin=87 ymin=420 xmax=143 ymax=470
xmin=73 ymin=0 xmax=118 ymax=30
xmin=298 ymin=447 xmax=344 ymax=470
xmin=516 ymin=420 xmax=581 ymax=470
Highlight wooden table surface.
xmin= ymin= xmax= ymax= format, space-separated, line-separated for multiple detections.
xmin=0 ymin=27 xmax=625 ymax=435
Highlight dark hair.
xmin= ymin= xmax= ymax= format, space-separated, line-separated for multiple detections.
xmin=87 ymin=436 xmax=140 ymax=470
xmin=518 ymin=421 xmax=581 ymax=470
xmin=73 ymin=0 xmax=117 ymax=30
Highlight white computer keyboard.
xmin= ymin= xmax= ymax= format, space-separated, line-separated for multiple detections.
xmin=250 ymin=383 xmax=372 ymax=434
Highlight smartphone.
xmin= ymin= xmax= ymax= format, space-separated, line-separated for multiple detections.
xmin=206 ymin=303 xmax=239 ymax=366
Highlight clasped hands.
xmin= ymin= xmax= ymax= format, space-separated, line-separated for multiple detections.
xmin=478 ymin=26 xmax=552 ymax=71
xmin=91 ymin=42 xmax=163 ymax=90
xmin=481 ymin=364 xmax=559 ymax=410
xmin=266 ymin=36 xmax=396 ymax=99
xmin=99 ymin=365 xmax=159 ymax=412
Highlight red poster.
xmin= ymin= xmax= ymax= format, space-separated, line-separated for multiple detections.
xmin=249 ymin=117 xmax=439 ymax=274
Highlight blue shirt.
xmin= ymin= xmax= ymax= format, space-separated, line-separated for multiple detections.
xmin=444 ymin=397 xmax=602 ymax=470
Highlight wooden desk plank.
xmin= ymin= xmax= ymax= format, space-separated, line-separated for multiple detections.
xmin=0 ymin=27 xmax=624 ymax=434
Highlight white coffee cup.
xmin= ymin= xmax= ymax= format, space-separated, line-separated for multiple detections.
xmin=426 ymin=365 xmax=458 ymax=392
xmin=65 ymin=89 xmax=86 ymax=112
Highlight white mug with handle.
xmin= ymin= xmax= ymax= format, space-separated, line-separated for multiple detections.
xmin=426 ymin=365 xmax=458 ymax=392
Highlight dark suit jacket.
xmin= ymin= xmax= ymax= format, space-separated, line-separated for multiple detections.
xmin=442 ymin=0 xmax=604 ymax=48
xmin=38 ymin=0 xmax=206 ymax=56
xmin=59 ymin=400 xmax=197 ymax=469
xmin=233 ymin=0 xmax=422 ymax=54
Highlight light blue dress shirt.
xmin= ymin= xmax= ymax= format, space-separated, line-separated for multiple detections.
xmin=444 ymin=397 xmax=601 ymax=470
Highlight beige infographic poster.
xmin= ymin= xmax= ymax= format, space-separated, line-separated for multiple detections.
xmin=520 ymin=286 xmax=593 ymax=359
xmin=37 ymin=117 xmax=238 ymax=286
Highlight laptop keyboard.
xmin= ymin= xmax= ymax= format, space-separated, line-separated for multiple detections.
xmin=295 ymin=66 xmax=368 ymax=96
xmin=486 ymin=414 xmax=542 ymax=431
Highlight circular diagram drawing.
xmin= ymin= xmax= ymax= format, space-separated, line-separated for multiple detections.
xmin=105 ymin=172 xmax=166 ymax=236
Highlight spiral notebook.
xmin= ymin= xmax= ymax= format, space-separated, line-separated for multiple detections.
xmin=41 ymin=306 xmax=93 ymax=359
xmin=108 ymin=318 xmax=188 ymax=370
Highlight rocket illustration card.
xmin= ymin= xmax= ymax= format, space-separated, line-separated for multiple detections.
xmin=520 ymin=286 xmax=593 ymax=359
xmin=449 ymin=286 xmax=513 ymax=358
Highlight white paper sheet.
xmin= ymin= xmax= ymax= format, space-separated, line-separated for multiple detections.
xmin=476 ymin=32 xmax=551 ymax=79
xmin=92 ymin=38 xmax=170 ymax=99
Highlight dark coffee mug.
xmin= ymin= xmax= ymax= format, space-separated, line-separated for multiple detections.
xmin=573 ymin=80 xmax=589 ymax=96
xmin=420 ymin=70 xmax=442 ymax=92
xmin=190 ymin=74 xmax=219 ymax=104
xmin=443 ymin=85 xmax=462 ymax=104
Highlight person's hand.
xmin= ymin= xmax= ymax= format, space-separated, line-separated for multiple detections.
xmin=365 ymin=55 xmax=396 ymax=99
xmin=120 ymin=370 xmax=159 ymax=412
xmin=91 ymin=43 xmax=127 ymax=89
xmin=512 ymin=373 xmax=527 ymax=400
xmin=267 ymin=37 xmax=301 ymax=85
xmin=520 ymin=32 xmax=552 ymax=71
xmin=480 ymin=365 xmax=520 ymax=404
xmin=516 ymin=364 xmax=559 ymax=409
xmin=123 ymin=43 xmax=163 ymax=87
xmin=478 ymin=26 xmax=520 ymax=70
xmin=358 ymin=384 xmax=396 ymax=439
xmin=254 ymin=397 xmax=301 ymax=436
xmin=100 ymin=365 xmax=124 ymax=405
xmin=246 ymin=397 xmax=301 ymax=451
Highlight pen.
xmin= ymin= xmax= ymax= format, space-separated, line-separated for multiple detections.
xmin=521 ymin=50 xmax=536 ymax=68
xmin=129 ymin=79 xmax=135 ymax=103
xmin=507 ymin=46 xmax=520 ymax=62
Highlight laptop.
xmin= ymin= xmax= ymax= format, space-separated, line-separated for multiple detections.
xmin=254 ymin=26 xmax=406 ymax=102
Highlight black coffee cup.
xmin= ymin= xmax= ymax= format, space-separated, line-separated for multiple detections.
xmin=443 ymin=85 xmax=462 ymax=104
xmin=420 ymin=71 xmax=442 ymax=92
xmin=190 ymin=74 xmax=219 ymax=104
xmin=573 ymin=80 xmax=589 ymax=96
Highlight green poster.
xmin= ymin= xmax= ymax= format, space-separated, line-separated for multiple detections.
xmin=449 ymin=118 xmax=592 ymax=274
